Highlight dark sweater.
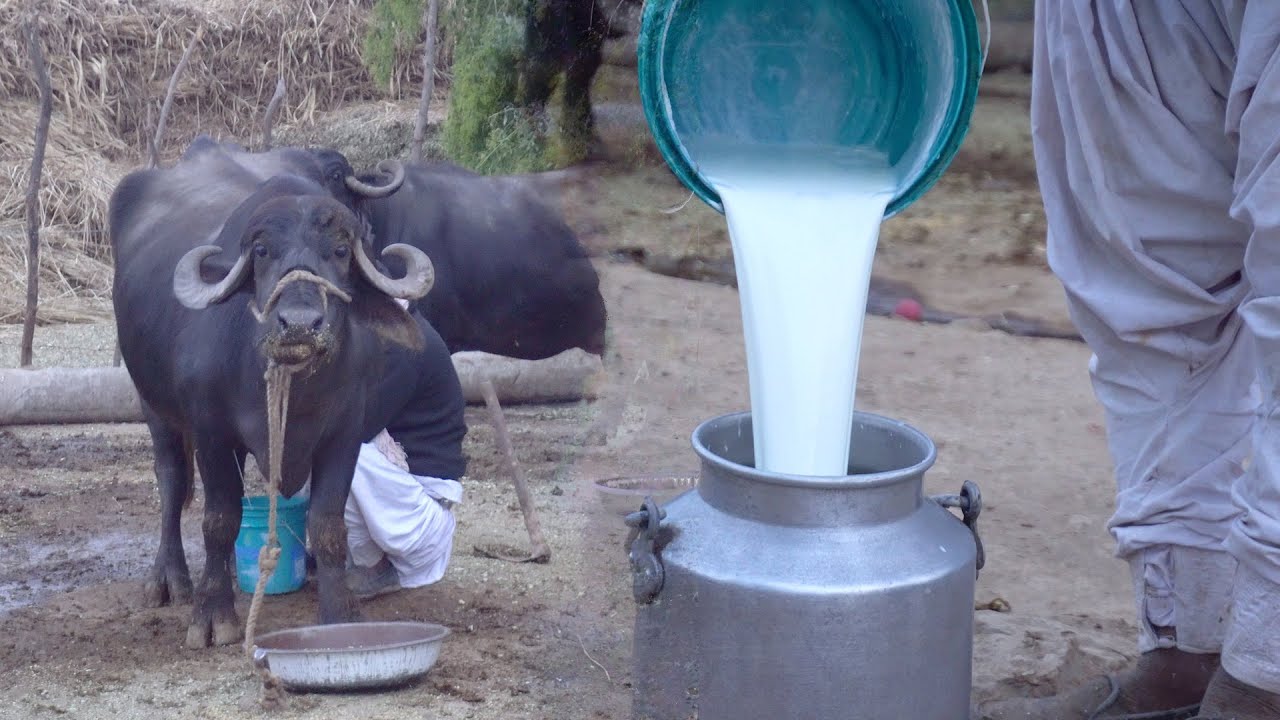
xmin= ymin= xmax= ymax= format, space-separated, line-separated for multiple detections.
xmin=361 ymin=312 xmax=467 ymax=481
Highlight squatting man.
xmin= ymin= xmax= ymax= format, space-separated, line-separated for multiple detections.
xmin=303 ymin=303 xmax=468 ymax=599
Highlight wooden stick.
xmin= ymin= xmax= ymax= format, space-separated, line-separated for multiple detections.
xmin=410 ymin=0 xmax=441 ymax=163
xmin=479 ymin=378 xmax=551 ymax=563
xmin=20 ymin=15 xmax=52 ymax=369
xmin=149 ymin=26 xmax=203 ymax=169
xmin=260 ymin=74 xmax=286 ymax=151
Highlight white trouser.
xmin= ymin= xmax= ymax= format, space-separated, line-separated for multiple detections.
xmin=344 ymin=442 xmax=464 ymax=589
xmin=1034 ymin=0 xmax=1280 ymax=691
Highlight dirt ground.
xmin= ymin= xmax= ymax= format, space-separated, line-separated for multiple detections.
xmin=0 ymin=73 xmax=1144 ymax=718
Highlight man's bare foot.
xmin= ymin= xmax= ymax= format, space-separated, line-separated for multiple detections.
xmin=979 ymin=648 xmax=1219 ymax=719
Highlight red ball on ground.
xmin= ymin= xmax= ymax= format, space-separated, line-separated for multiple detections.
xmin=894 ymin=298 xmax=923 ymax=322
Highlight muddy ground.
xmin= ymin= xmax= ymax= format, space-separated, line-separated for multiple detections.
xmin=0 ymin=72 xmax=1143 ymax=718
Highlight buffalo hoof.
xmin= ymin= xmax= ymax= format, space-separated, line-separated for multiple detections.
xmin=185 ymin=606 xmax=242 ymax=649
xmin=143 ymin=562 xmax=193 ymax=608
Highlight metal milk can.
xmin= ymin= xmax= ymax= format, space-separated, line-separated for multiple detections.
xmin=628 ymin=411 xmax=983 ymax=720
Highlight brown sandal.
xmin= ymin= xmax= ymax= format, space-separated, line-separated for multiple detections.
xmin=1085 ymin=675 xmax=1201 ymax=719
xmin=979 ymin=674 xmax=1201 ymax=720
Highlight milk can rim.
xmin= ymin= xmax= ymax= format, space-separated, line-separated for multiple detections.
xmin=690 ymin=410 xmax=939 ymax=490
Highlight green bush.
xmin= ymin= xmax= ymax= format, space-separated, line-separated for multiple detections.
xmin=441 ymin=8 xmax=554 ymax=174
xmin=363 ymin=0 xmax=425 ymax=92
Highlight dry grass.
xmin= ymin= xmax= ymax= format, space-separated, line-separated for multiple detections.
xmin=0 ymin=221 xmax=113 ymax=325
xmin=0 ymin=0 xmax=390 ymax=323
xmin=0 ymin=0 xmax=461 ymax=326
xmin=0 ymin=101 xmax=129 ymax=252
xmin=0 ymin=0 xmax=383 ymax=159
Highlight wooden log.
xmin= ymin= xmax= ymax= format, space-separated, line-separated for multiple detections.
xmin=0 ymin=350 xmax=604 ymax=426
xmin=453 ymin=349 xmax=603 ymax=405
xmin=0 ymin=367 xmax=143 ymax=425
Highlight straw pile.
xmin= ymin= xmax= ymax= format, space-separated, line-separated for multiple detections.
xmin=0 ymin=0 xmax=384 ymax=157
xmin=0 ymin=221 xmax=113 ymax=325
xmin=0 ymin=0 xmax=407 ymax=324
xmin=0 ymin=101 xmax=130 ymax=250
xmin=0 ymin=0 xmax=390 ymax=237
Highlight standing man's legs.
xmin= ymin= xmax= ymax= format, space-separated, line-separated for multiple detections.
xmin=985 ymin=2 xmax=1252 ymax=717
xmin=1203 ymin=4 xmax=1280 ymax=715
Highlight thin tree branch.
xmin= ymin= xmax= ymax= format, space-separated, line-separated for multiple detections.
xmin=150 ymin=25 xmax=203 ymax=168
xmin=260 ymin=74 xmax=286 ymax=151
xmin=411 ymin=0 xmax=441 ymax=163
xmin=20 ymin=15 xmax=52 ymax=369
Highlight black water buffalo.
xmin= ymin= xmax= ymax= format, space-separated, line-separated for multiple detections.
xmin=320 ymin=157 xmax=608 ymax=361
xmin=110 ymin=139 xmax=432 ymax=648
xmin=517 ymin=0 xmax=641 ymax=155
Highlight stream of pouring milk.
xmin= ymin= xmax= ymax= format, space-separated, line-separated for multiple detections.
xmin=695 ymin=142 xmax=897 ymax=477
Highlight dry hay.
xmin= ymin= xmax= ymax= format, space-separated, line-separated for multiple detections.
xmin=0 ymin=0 xmax=449 ymax=327
xmin=0 ymin=0 xmax=393 ymax=258
xmin=0 ymin=0 xmax=384 ymax=157
xmin=0 ymin=101 xmax=130 ymax=251
xmin=274 ymin=95 xmax=451 ymax=171
xmin=0 ymin=221 xmax=113 ymax=326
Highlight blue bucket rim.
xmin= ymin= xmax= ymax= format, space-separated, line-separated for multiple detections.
xmin=637 ymin=0 xmax=984 ymax=218
xmin=241 ymin=494 xmax=309 ymax=510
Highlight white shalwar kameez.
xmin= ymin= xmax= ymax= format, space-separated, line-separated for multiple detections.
xmin=1033 ymin=0 xmax=1280 ymax=691
xmin=344 ymin=440 xmax=463 ymax=588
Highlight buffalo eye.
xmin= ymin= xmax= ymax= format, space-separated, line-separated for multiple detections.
xmin=254 ymin=244 xmax=268 ymax=258
xmin=333 ymin=244 xmax=350 ymax=259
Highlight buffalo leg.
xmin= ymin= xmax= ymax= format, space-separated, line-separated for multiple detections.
xmin=141 ymin=402 xmax=194 ymax=607
xmin=186 ymin=438 xmax=245 ymax=649
xmin=559 ymin=13 xmax=604 ymax=159
xmin=308 ymin=441 xmax=363 ymax=625
xmin=517 ymin=0 xmax=563 ymax=113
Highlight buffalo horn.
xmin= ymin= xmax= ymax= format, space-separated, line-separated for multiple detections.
xmin=353 ymin=241 xmax=435 ymax=300
xmin=172 ymin=245 xmax=253 ymax=310
xmin=344 ymin=159 xmax=405 ymax=198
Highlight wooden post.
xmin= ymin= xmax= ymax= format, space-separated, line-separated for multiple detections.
xmin=149 ymin=26 xmax=203 ymax=168
xmin=19 ymin=15 xmax=52 ymax=369
xmin=410 ymin=0 xmax=441 ymax=163
xmin=260 ymin=75 xmax=286 ymax=151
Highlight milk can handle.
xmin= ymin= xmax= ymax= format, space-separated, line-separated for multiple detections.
xmin=930 ymin=481 xmax=985 ymax=578
xmin=624 ymin=497 xmax=667 ymax=605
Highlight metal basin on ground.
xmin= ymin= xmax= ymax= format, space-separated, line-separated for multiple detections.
xmin=592 ymin=475 xmax=698 ymax=516
xmin=251 ymin=621 xmax=450 ymax=691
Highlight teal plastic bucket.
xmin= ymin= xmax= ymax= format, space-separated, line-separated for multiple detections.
xmin=235 ymin=494 xmax=309 ymax=595
xmin=637 ymin=0 xmax=984 ymax=217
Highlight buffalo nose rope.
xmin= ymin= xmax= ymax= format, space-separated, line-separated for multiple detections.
xmin=242 ymin=270 xmax=351 ymax=704
xmin=243 ymin=359 xmax=301 ymax=706
xmin=248 ymin=269 xmax=353 ymax=324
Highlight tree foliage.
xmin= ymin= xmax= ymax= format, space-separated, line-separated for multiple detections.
xmin=363 ymin=0 xmax=426 ymax=92
xmin=441 ymin=1 xmax=554 ymax=174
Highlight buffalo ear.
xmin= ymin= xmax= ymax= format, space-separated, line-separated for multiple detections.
xmin=351 ymin=289 xmax=425 ymax=351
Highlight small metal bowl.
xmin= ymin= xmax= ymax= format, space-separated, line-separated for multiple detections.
xmin=592 ymin=475 xmax=697 ymax=516
xmin=251 ymin=621 xmax=449 ymax=691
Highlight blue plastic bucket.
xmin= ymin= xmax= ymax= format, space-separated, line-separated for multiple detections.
xmin=235 ymin=494 xmax=309 ymax=595
xmin=637 ymin=0 xmax=984 ymax=218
